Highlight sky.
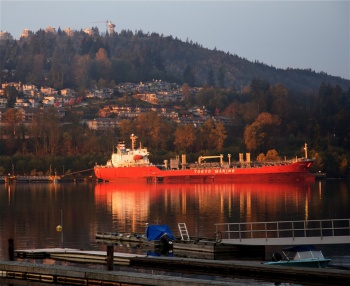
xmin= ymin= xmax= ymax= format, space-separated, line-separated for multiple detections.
xmin=1 ymin=0 xmax=349 ymax=80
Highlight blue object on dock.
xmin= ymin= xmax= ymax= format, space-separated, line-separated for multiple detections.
xmin=145 ymin=225 xmax=175 ymax=241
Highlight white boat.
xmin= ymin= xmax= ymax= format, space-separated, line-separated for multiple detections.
xmin=264 ymin=245 xmax=331 ymax=268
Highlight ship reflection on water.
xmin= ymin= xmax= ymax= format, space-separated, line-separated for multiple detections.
xmin=0 ymin=179 xmax=349 ymax=268
xmin=94 ymin=181 xmax=316 ymax=238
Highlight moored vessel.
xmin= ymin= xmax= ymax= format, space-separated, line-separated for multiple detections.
xmin=94 ymin=134 xmax=315 ymax=183
xmin=264 ymin=245 xmax=331 ymax=268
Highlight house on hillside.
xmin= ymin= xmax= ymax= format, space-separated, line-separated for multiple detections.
xmin=1 ymin=82 xmax=22 ymax=92
xmin=0 ymin=98 xmax=8 ymax=108
xmin=14 ymin=98 xmax=32 ymax=108
xmin=61 ymin=88 xmax=76 ymax=97
xmin=41 ymin=87 xmax=57 ymax=96
xmin=23 ymin=84 xmax=40 ymax=97
xmin=87 ymin=118 xmax=121 ymax=131
xmin=42 ymin=96 xmax=55 ymax=106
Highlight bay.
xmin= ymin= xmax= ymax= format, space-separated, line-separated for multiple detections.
xmin=0 ymin=180 xmax=350 ymax=284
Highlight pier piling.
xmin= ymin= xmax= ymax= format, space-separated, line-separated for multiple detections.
xmin=106 ymin=245 xmax=114 ymax=270
xmin=8 ymin=238 xmax=14 ymax=261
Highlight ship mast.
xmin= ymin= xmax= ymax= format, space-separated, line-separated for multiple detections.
xmin=304 ymin=143 xmax=308 ymax=159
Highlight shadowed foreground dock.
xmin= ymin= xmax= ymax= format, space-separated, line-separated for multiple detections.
xmin=1 ymin=250 xmax=350 ymax=285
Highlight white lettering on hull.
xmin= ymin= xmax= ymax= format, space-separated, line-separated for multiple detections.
xmin=193 ymin=169 xmax=234 ymax=174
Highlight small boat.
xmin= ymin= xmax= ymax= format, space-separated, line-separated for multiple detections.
xmin=264 ymin=245 xmax=331 ymax=268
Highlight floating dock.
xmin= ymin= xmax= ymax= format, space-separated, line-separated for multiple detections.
xmin=96 ymin=232 xmax=257 ymax=260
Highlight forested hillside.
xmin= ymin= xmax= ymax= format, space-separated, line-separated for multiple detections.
xmin=0 ymin=28 xmax=350 ymax=178
xmin=1 ymin=28 xmax=349 ymax=91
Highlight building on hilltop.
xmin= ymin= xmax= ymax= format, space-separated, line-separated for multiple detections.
xmin=45 ymin=26 xmax=56 ymax=34
xmin=20 ymin=29 xmax=33 ymax=38
xmin=0 ymin=31 xmax=13 ymax=42
xmin=84 ymin=28 xmax=94 ymax=36
xmin=64 ymin=27 xmax=74 ymax=37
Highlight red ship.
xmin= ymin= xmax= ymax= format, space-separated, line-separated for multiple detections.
xmin=94 ymin=134 xmax=315 ymax=183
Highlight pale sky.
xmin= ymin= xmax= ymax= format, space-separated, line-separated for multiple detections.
xmin=1 ymin=0 xmax=349 ymax=80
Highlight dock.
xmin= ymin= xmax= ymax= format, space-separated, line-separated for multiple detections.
xmin=0 ymin=260 xmax=233 ymax=286
xmin=0 ymin=174 xmax=97 ymax=184
xmin=1 ymin=249 xmax=350 ymax=285
xmin=15 ymin=248 xmax=145 ymax=265
xmin=95 ymin=231 xmax=254 ymax=260
xmin=215 ymin=218 xmax=350 ymax=246
xmin=96 ymin=219 xmax=350 ymax=260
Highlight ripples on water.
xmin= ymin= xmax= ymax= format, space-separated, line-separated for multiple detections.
xmin=0 ymin=180 xmax=349 ymax=283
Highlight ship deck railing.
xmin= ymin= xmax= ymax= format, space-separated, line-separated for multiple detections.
xmin=215 ymin=219 xmax=350 ymax=245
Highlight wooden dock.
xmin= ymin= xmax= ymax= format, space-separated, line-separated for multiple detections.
xmin=95 ymin=232 xmax=258 ymax=260
xmin=1 ymin=249 xmax=350 ymax=285
xmin=15 ymin=248 xmax=145 ymax=266
xmin=0 ymin=259 xmax=234 ymax=286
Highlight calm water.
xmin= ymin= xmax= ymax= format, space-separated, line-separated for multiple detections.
xmin=0 ymin=180 xmax=350 ymax=284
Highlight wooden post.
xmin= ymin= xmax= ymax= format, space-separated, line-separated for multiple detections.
xmin=8 ymin=238 xmax=14 ymax=261
xmin=106 ymin=245 xmax=114 ymax=270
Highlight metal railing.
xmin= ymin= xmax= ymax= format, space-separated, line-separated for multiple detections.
xmin=215 ymin=219 xmax=350 ymax=242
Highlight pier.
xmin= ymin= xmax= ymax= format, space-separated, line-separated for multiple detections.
xmin=1 ymin=252 xmax=350 ymax=285
xmin=94 ymin=220 xmax=350 ymax=260
xmin=3 ymin=218 xmax=350 ymax=285
xmin=0 ymin=175 xmax=96 ymax=184
xmin=215 ymin=218 xmax=350 ymax=245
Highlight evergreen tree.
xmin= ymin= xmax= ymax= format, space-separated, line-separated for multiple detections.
xmin=207 ymin=67 xmax=215 ymax=87
xmin=183 ymin=65 xmax=196 ymax=87
xmin=217 ymin=66 xmax=225 ymax=88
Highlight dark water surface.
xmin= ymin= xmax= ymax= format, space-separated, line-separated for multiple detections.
xmin=1 ymin=180 xmax=350 ymax=284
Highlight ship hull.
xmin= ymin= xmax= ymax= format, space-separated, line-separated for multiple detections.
xmin=94 ymin=160 xmax=315 ymax=183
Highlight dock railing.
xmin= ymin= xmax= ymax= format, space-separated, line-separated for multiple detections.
xmin=215 ymin=219 xmax=350 ymax=242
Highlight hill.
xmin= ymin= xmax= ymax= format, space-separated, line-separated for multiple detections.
xmin=0 ymin=28 xmax=349 ymax=92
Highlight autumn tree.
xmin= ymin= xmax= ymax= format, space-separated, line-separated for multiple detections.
xmin=265 ymin=149 xmax=281 ymax=161
xmin=134 ymin=111 xmax=173 ymax=150
xmin=244 ymin=112 xmax=281 ymax=152
xmin=197 ymin=119 xmax=226 ymax=151
xmin=74 ymin=54 xmax=91 ymax=88
xmin=1 ymin=108 xmax=26 ymax=154
xmin=197 ymin=119 xmax=215 ymax=150
xmin=213 ymin=121 xmax=227 ymax=151
xmin=28 ymin=107 xmax=61 ymax=155
xmin=181 ymin=83 xmax=191 ymax=102
xmin=94 ymin=48 xmax=112 ymax=85
xmin=118 ymin=119 xmax=134 ymax=143
xmin=174 ymin=124 xmax=196 ymax=153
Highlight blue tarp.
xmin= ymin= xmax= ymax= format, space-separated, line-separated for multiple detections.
xmin=145 ymin=225 xmax=175 ymax=241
